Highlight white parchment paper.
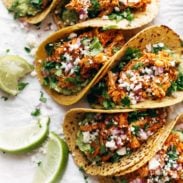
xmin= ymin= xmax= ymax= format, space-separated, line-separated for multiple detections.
xmin=0 ymin=0 xmax=183 ymax=182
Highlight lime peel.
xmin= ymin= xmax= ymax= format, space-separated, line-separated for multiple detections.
xmin=33 ymin=132 xmax=69 ymax=183
xmin=0 ymin=55 xmax=33 ymax=95
xmin=0 ymin=117 xmax=50 ymax=153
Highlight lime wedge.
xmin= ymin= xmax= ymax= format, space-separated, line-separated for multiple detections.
xmin=0 ymin=55 xmax=33 ymax=95
xmin=33 ymin=132 xmax=69 ymax=183
xmin=0 ymin=117 xmax=50 ymax=153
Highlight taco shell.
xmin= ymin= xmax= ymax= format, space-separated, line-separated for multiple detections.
xmin=98 ymin=113 xmax=183 ymax=182
xmin=63 ymin=108 xmax=181 ymax=176
xmin=35 ymin=24 xmax=123 ymax=106
xmin=53 ymin=0 xmax=159 ymax=30
xmin=90 ymin=25 xmax=183 ymax=109
xmin=3 ymin=0 xmax=58 ymax=24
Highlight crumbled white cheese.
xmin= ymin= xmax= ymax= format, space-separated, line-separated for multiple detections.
xmin=26 ymin=34 xmax=38 ymax=48
xmin=68 ymin=33 xmax=77 ymax=39
xmin=148 ymin=157 xmax=160 ymax=170
xmin=117 ymin=147 xmax=126 ymax=156
xmin=82 ymin=132 xmax=91 ymax=143
xmin=105 ymin=140 xmax=117 ymax=150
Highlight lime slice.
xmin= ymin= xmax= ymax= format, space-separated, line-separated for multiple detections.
xmin=0 ymin=117 xmax=50 ymax=153
xmin=33 ymin=132 xmax=69 ymax=183
xmin=0 ymin=55 xmax=33 ymax=95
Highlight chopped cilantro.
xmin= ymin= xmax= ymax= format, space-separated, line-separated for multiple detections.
xmin=167 ymin=73 xmax=183 ymax=95
xmin=30 ymin=0 xmax=42 ymax=9
xmin=37 ymin=161 xmax=42 ymax=166
xmin=122 ymin=48 xmax=142 ymax=62
xmin=24 ymin=47 xmax=31 ymax=53
xmin=43 ymin=76 xmax=57 ymax=89
xmin=31 ymin=108 xmax=41 ymax=116
xmin=128 ymin=109 xmax=157 ymax=123
xmin=100 ymin=144 xmax=107 ymax=155
xmin=88 ymin=0 xmax=100 ymax=18
xmin=43 ymin=61 xmax=58 ymax=70
xmin=88 ymin=146 xmax=95 ymax=154
xmin=103 ymin=100 xmax=115 ymax=109
xmin=121 ymin=96 xmax=131 ymax=107
xmin=1 ymin=96 xmax=8 ymax=101
xmin=151 ymin=43 xmax=165 ymax=54
xmin=112 ymin=46 xmax=121 ymax=54
xmin=18 ymin=82 xmax=29 ymax=91
xmin=110 ymin=153 xmax=121 ymax=163
xmin=39 ymin=91 xmax=47 ymax=103
xmin=89 ymin=37 xmax=103 ymax=56
xmin=108 ymin=8 xmax=134 ymax=22
xmin=66 ymin=76 xmax=82 ymax=85
xmin=131 ymin=125 xmax=140 ymax=136
xmin=132 ymin=62 xmax=144 ymax=70
xmin=120 ymin=178 xmax=128 ymax=183
xmin=45 ymin=43 xmax=54 ymax=56
xmin=6 ymin=49 xmax=10 ymax=53
xmin=167 ymin=145 xmax=178 ymax=167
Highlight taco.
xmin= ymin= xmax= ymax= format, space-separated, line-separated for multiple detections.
xmin=99 ymin=114 xmax=183 ymax=182
xmin=35 ymin=25 xmax=125 ymax=105
xmin=3 ymin=0 xmax=58 ymax=24
xmin=53 ymin=0 xmax=159 ymax=30
xmin=87 ymin=25 xmax=183 ymax=109
xmin=63 ymin=107 xmax=180 ymax=176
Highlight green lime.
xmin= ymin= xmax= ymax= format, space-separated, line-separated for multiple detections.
xmin=33 ymin=132 xmax=69 ymax=183
xmin=0 ymin=55 xmax=33 ymax=95
xmin=0 ymin=117 xmax=50 ymax=153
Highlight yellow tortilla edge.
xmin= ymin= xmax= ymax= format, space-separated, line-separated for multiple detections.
xmin=91 ymin=24 xmax=183 ymax=109
xmin=98 ymin=113 xmax=183 ymax=182
xmin=53 ymin=0 xmax=159 ymax=30
xmin=35 ymin=24 xmax=112 ymax=106
xmin=3 ymin=0 xmax=58 ymax=24
xmin=63 ymin=108 xmax=180 ymax=176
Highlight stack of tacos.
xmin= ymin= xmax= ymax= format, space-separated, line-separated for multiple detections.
xmin=61 ymin=25 xmax=183 ymax=181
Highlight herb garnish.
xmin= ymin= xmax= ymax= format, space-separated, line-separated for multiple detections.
xmin=108 ymin=8 xmax=134 ymax=22
xmin=39 ymin=91 xmax=47 ymax=103
xmin=31 ymin=108 xmax=41 ymax=116
xmin=121 ymin=96 xmax=131 ymax=107
xmin=18 ymin=82 xmax=29 ymax=91
xmin=132 ymin=62 xmax=144 ymax=70
xmin=45 ymin=43 xmax=54 ymax=56
xmin=1 ymin=96 xmax=8 ymax=101
xmin=88 ymin=0 xmax=100 ymax=18
xmin=167 ymin=73 xmax=183 ymax=95
xmin=24 ymin=47 xmax=31 ymax=53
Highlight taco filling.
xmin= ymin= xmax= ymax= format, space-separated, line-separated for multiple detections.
xmin=115 ymin=126 xmax=183 ymax=182
xmin=88 ymin=42 xmax=183 ymax=109
xmin=9 ymin=0 xmax=52 ymax=18
xmin=76 ymin=108 xmax=167 ymax=165
xmin=41 ymin=29 xmax=125 ymax=95
xmin=54 ymin=0 xmax=151 ymax=26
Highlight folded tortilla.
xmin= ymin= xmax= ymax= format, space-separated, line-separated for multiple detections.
xmin=3 ymin=0 xmax=58 ymax=24
xmin=88 ymin=25 xmax=183 ymax=109
xmin=98 ymin=113 xmax=183 ymax=182
xmin=63 ymin=108 xmax=181 ymax=176
xmin=35 ymin=24 xmax=125 ymax=105
xmin=53 ymin=0 xmax=159 ymax=30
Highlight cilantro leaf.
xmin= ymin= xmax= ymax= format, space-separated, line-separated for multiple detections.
xmin=108 ymin=8 xmax=134 ymax=22
xmin=18 ymin=82 xmax=29 ymax=91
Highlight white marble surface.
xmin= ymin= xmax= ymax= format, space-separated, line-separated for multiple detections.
xmin=0 ymin=0 xmax=183 ymax=183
